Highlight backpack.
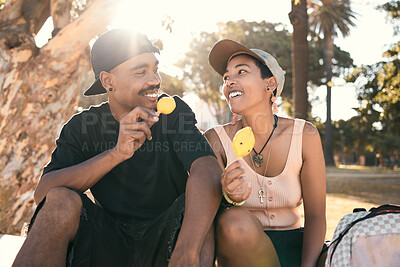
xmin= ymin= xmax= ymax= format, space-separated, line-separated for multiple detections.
xmin=326 ymin=204 xmax=400 ymax=266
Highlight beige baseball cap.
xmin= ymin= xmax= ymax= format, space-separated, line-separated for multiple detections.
xmin=209 ymin=39 xmax=285 ymax=97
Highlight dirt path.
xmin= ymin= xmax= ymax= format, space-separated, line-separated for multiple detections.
xmin=298 ymin=194 xmax=377 ymax=240
xmin=323 ymin=167 xmax=399 ymax=240
xmin=325 ymin=194 xmax=377 ymax=240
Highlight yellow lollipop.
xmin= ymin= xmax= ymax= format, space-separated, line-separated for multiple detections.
xmin=157 ymin=96 xmax=176 ymax=115
xmin=232 ymin=126 xmax=255 ymax=158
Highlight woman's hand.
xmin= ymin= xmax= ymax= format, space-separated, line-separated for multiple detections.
xmin=221 ymin=159 xmax=251 ymax=203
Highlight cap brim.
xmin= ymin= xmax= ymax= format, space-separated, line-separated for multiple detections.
xmin=209 ymin=39 xmax=265 ymax=77
xmin=84 ymin=78 xmax=107 ymax=96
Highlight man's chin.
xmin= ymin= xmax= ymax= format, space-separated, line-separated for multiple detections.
xmin=145 ymin=101 xmax=157 ymax=111
xmin=139 ymin=95 xmax=158 ymax=110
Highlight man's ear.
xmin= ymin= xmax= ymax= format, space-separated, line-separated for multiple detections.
xmin=99 ymin=71 xmax=113 ymax=91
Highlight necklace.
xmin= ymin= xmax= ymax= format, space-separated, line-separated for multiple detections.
xmin=250 ymin=132 xmax=275 ymax=204
xmin=253 ymin=114 xmax=278 ymax=167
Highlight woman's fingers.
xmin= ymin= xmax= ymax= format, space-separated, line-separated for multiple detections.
xmin=222 ymin=159 xmax=252 ymax=202
xmin=223 ymin=159 xmax=245 ymax=184
xmin=226 ymin=176 xmax=246 ymax=194
xmin=227 ymin=182 xmax=252 ymax=203
xmin=225 ymin=159 xmax=244 ymax=173
xmin=241 ymin=182 xmax=252 ymax=200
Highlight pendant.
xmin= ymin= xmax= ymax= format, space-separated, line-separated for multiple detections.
xmin=258 ymin=189 xmax=265 ymax=203
xmin=253 ymin=153 xmax=263 ymax=167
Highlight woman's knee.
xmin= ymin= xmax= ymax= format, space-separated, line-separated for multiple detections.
xmin=216 ymin=207 xmax=263 ymax=246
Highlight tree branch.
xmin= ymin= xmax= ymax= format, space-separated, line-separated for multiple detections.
xmin=43 ymin=0 xmax=119 ymax=58
xmin=0 ymin=0 xmax=24 ymax=26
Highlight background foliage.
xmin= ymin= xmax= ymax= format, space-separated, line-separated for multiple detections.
xmin=178 ymin=20 xmax=353 ymax=123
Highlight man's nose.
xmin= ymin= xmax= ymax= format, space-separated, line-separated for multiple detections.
xmin=148 ymin=72 xmax=161 ymax=86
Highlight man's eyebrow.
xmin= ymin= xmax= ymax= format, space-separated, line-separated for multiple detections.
xmin=224 ymin=63 xmax=250 ymax=74
xmin=129 ymin=63 xmax=147 ymax=71
xmin=129 ymin=59 xmax=159 ymax=71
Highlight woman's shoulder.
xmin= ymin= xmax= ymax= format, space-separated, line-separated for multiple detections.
xmin=275 ymin=116 xmax=294 ymax=134
xmin=277 ymin=116 xmax=293 ymax=124
xmin=277 ymin=116 xmax=317 ymax=129
xmin=204 ymin=124 xmax=231 ymax=168
xmin=275 ymin=117 xmax=319 ymax=140
xmin=205 ymin=122 xmax=240 ymax=140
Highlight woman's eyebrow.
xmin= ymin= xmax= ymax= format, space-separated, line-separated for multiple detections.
xmin=234 ymin=63 xmax=250 ymax=68
xmin=224 ymin=63 xmax=250 ymax=74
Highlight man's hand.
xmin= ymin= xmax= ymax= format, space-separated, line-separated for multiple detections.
xmin=113 ymin=106 xmax=159 ymax=160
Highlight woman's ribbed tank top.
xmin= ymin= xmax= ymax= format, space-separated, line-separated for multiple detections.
xmin=214 ymin=119 xmax=306 ymax=230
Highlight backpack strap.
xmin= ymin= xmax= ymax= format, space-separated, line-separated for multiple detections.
xmin=328 ymin=204 xmax=400 ymax=264
xmin=368 ymin=204 xmax=400 ymax=214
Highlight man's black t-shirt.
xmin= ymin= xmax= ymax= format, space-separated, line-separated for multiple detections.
xmin=43 ymin=95 xmax=215 ymax=222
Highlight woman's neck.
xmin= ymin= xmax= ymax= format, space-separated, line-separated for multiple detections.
xmin=241 ymin=109 xmax=275 ymax=137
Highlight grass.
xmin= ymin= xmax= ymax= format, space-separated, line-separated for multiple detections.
xmin=326 ymin=166 xmax=400 ymax=204
xmin=327 ymin=165 xmax=400 ymax=174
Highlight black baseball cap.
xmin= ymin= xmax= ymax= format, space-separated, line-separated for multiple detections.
xmin=84 ymin=29 xmax=160 ymax=96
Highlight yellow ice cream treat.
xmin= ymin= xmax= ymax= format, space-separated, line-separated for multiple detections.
xmin=232 ymin=127 xmax=255 ymax=158
xmin=157 ymin=97 xmax=176 ymax=115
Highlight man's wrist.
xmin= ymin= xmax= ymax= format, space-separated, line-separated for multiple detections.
xmin=109 ymin=147 xmax=131 ymax=163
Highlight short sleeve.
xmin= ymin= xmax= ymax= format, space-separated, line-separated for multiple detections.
xmin=166 ymin=96 xmax=215 ymax=172
xmin=42 ymin=115 xmax=88 ymax=175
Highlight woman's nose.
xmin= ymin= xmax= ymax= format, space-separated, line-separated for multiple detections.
xmin=226 ymin=79 xmax=236 ymax=88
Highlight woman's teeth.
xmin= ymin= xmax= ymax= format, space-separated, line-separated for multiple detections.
xmin=229 ymin=91 xmax=243 ymax=99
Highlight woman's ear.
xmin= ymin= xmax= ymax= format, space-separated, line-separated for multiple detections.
xmin=266 ymin=76 xmax=278 ymax=90
xmin=99 ymin=71 xmax=113 ymax=91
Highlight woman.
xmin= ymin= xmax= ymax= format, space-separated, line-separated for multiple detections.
xmin=205 ymin=39 xmax=326 ymax=267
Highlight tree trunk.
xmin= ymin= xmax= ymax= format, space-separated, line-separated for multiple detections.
xmin=323 ymin=31 xmax=335 ymax=166
xmin=289 ymin=0 xmax=309 ymax=119
xmin=0 ymin=0 xmax=118 ymax=234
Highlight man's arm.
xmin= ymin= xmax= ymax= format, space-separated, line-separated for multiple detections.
xmin=169 ymin=155 xmax=222 ymax=266
xmin=34 ymin=106 xmax=159 ymax=204
xmin=34 ymin=149 xmax=125 ymax=204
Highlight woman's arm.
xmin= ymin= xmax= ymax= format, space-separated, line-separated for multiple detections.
xmin=204 ymin=128 xmax=226 ymax=170
xmin=205 ymin=128 xmax=251 ymax=203
xmin=300 ymin=122 xmax=327 ymax=267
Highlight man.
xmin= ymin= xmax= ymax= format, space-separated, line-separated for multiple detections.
xmin=13 ymin=29 xmax=222 ymax=267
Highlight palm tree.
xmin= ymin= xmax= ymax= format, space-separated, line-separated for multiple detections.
xmin=309 ymin=0 xmax=356 ymax=166
xmin=289 ymin=0 xmax=309 ymax=119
